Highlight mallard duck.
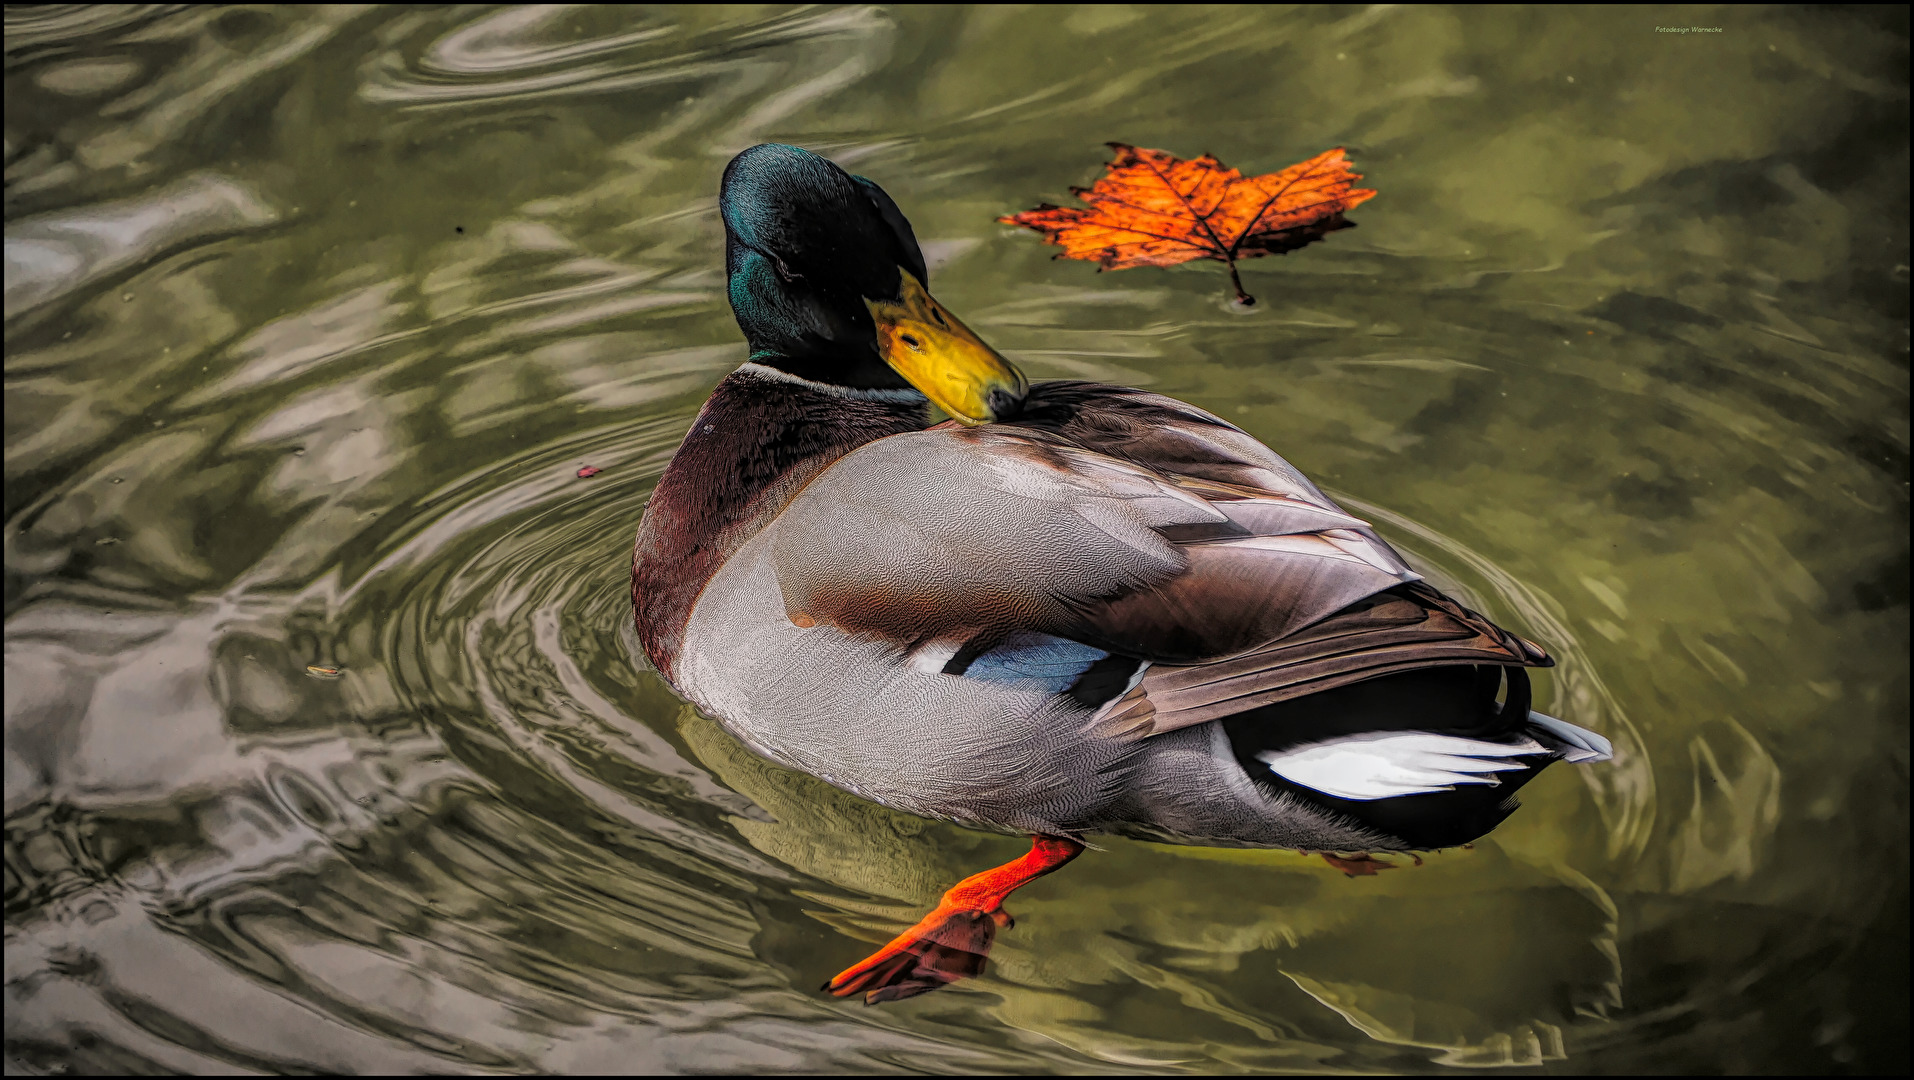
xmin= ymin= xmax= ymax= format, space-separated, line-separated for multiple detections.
xmin=631 ymin=144 xmax=1611 ymax=1003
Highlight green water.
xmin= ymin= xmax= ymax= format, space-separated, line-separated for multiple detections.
xmin=4 ymin=5 xmax=1907 ymax=1073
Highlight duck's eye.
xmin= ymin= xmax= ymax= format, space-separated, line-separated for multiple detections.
xmin=901 ymin=333 xmax=922 ymax=349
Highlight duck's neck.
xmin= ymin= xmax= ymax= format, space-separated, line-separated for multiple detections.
xmin=631 ymin=363 xmax=928 ymax=678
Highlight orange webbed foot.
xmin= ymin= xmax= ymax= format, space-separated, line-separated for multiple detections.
xmin=822 ymin=835 xmax=1081 ymax=1005
xmin=823 ymin=903 xmax=1002 ymax=1003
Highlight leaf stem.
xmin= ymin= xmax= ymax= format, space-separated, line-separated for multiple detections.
xmin=1227 ymin=261 xmax=1254 ymax=306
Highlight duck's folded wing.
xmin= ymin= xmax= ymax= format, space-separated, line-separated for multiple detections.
xmin=764 ymin=382 xmax=1545 ymax=726
xmin=765 ymin=385 xmax=1413 ymax=662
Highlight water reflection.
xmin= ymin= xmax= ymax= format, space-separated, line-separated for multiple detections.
xmin=3 ymin=173 xmax=277 ymax=319
xmin=5 ymin=4 xmax=1906 ymax=1073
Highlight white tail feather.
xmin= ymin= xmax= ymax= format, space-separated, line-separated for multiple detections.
xmin=1258 ymin=732 xmax=1546 ymax=801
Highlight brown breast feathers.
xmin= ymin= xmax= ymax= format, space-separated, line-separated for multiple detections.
xmin=630 ymin=368 xmax=925 ymax=677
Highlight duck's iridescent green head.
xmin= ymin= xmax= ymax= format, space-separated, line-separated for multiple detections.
xmin=720 ymin=144 xmax=1025 ymax=424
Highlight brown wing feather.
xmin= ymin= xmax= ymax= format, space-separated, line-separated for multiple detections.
xmin=1067 ymin=538 xmax=1401 ymax=661
xmin=1006 ymin=382 xmax=1429 ymax=659
xmin=1131 ymin=582 xmax=1552 ymax=736
xmin=1010 ymin=384 xmax=1550 ymax=737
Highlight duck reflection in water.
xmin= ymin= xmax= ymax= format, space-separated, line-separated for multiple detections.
xmin=630 ymin=144 xmax=1612 ymax=1003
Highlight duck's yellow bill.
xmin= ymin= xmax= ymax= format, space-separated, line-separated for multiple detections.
xmin=867 ymin=271 xmax=1026 ymax=425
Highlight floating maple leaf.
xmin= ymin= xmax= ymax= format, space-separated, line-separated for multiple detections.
xmin=1000 ymin=144 xmax=1376 ymax=305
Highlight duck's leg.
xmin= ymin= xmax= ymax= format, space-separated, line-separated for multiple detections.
xmin=824 ymin=835 xmax=1083 ymax=1004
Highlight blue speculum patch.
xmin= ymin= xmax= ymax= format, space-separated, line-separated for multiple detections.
xmin=962 ymin=632 xmax=1110 ymax=693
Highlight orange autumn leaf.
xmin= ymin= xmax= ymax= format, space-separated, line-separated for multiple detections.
xmin=999 ymin=143 xmax=1376 ymax=305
